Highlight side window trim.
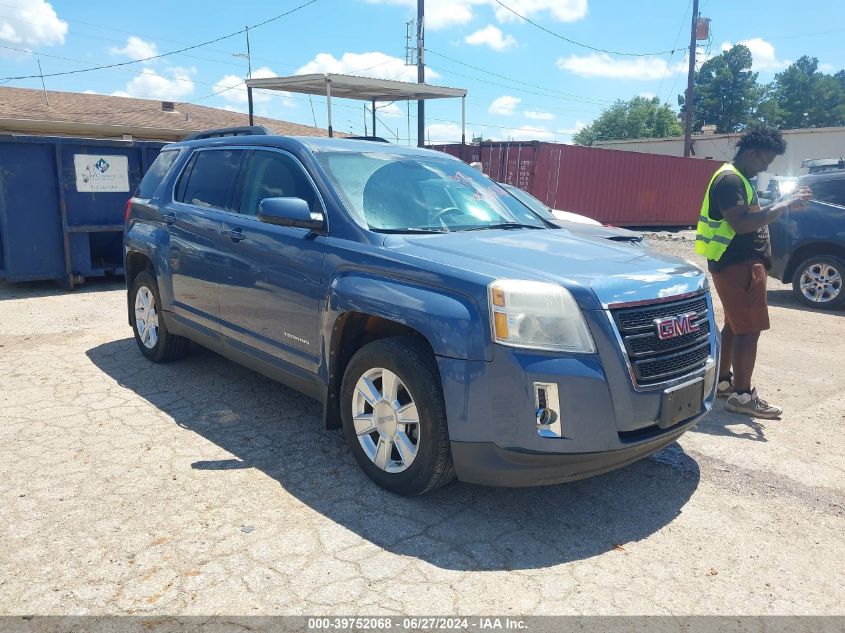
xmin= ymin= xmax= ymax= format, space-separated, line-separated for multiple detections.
xmin=171 ymin=146 xmax=247 ymax=212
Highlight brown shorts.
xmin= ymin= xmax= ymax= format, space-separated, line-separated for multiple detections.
xmin=711 ymin=261 xmax=770 ymax=335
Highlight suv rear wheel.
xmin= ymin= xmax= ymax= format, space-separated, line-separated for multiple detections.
xmin=130 ymin=271 xmax=190 ymax=362
xmin=791 ymin=255 xmax=845 ymax=309
xmin=340 ymin=337 xmax=455 ymax=496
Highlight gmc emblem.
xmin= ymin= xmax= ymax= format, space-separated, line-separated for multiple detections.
xmin=654 ymin=312 xmax=701 ymax=340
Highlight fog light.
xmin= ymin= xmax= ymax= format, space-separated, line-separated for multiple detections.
xmin=534 ymin=382 xmax=563 ymax=438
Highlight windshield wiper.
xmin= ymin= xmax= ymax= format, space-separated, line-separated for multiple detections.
xmin=460 ymin=222 xmax=546 ymax=231
xmin=371 ymin=227 xmax=449 ymax=234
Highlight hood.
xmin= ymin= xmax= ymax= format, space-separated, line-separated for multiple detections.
xmin=383 ymin=229 xmax=705 ymax=309
xmin=551 ymin=221 xmax=643 ymax=243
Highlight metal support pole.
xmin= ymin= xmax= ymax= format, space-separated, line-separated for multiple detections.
xmin=326 ymin=78 xmax=333 ymax=138
xmin=461 ymin=95 xmax=466 ymax=161
xmin=247 ymin=86 xmax=254 ymax=126
xmin=53 ymin=144 xmax=73 ymax=290
xmin=683 ymin=0 xmax=699 ymax=158
xmin=417 ymin=0 xmax=425 ymax=147
xmin=372 ymin=99 xmax=377 ymax=138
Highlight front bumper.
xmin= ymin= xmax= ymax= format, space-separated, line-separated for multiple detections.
xmin=436 ymin=295 xmax=720 ymax=487
xmin=450 ymin=419 xmax=694 ymax=487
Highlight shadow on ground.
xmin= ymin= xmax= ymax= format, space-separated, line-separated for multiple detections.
xmin=86 ymin=337 xmax=702 ymax=571
xmin=690 ymin=400 xmax=766 ymax=442
xmin=767 ymin=288 xmax=844 ymax=315
xmin=0 ymin=277 xmax=124 ymax=301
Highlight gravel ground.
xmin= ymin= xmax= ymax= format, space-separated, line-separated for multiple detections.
xmin=0 ymin=233 xmax=843 ymax=616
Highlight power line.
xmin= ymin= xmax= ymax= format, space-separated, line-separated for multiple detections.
xmin=425 ymin=49 xmax=609 ymax=105
xmin=0 ymin=1 xmax=308 ymax=71
xmin=0 ymin=0 xmax=319 ymax=82
xmin=656 ymin=0 xmax=694 ymax=104
xmin=492 ymin=0 xmax=686 ymax=57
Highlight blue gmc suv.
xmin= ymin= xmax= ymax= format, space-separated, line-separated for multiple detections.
xmin=124 ymin=127 xmax=719 ymax=496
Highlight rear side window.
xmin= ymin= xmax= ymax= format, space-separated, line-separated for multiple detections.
xmin=136 ymin=149 xmax=178 ymax=199
xmin=811 ymin=179 xmax=845 ymax=207
xmin=238 ymin=150 xmax=319 ymax=215
xmin=176 ymin=149 xmax=242 ymax=210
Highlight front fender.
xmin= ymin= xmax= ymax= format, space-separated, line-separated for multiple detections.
xmin=327 ymin=272 xmax=490 ymax=361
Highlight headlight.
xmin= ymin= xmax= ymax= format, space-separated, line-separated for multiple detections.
xmin=488 ymin=280 xmax=596 ymax=353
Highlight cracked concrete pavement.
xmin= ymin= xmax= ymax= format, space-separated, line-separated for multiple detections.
xmin=0 ymin=236 xmax=843 ymax=616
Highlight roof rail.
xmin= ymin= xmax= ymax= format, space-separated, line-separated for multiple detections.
xmin=183 ymin=126 xmax=272 ymax=141
xmin=345 ymin=136 xmax=391 ymax=143
xmin=802 ymin=157 xmax=845 ymax=174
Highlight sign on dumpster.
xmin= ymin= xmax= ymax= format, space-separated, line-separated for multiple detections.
xmin=73 ymin=154 xmax=130 ymax=193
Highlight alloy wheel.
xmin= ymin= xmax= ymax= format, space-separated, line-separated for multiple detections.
xmin=134 ymin=286 xmax=159 ymax=349
xmin=351 ymin=367 xmax=420 ymax=473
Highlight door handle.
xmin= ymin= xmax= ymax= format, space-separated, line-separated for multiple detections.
xmin=163 ymin=212 xmax=176 ymax=225
xmin=223 ymin=228 xmax=246 ymax=242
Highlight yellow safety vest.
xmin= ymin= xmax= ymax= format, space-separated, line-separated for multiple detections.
xmin=694 ymin=163 xmax=754 ymax=261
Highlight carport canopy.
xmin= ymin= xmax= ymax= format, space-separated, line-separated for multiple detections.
xmin=245 ymin=73 xmax=468 ymax=143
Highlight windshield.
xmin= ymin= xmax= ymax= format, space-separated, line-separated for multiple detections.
xmin=500 ymin=184 xmax=555 ymax=220
xmin=315 ymin=151 xmax=547 ymax=232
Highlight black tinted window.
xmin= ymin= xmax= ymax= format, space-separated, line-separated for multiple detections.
xmin=177 ymin=149 xmax=242 ymax=210
xmin=239 ymin=150 xmax=318 ymax=215
xmin=812 ymin=179 xmax=845 ymax=206
xmin=137 ymin=150 xmax=178 ymax=198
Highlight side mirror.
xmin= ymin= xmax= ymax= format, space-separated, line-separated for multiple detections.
xmin=257 ymin=197 xmax=324 ymax=231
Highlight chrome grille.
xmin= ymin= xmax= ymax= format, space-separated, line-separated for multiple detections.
xmin=610 ymin=293 xmax=712 ymax=387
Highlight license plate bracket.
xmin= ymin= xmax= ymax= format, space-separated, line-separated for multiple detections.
xmin=659 ymin=379 xmax=704 ymax=429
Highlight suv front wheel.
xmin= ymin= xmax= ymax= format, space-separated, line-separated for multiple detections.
xmin=130 ymin=271 xmax=190 ymax=362
xmin=791 ymin=255 xmax=845 ymax=309
xmin=340 ymin=337 xmax=455 ymax=496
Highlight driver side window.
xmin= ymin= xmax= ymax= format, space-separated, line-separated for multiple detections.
xmin=238 ymin=150 xmax=319 ymax=216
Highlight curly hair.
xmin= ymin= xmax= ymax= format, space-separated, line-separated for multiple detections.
xmin=735 ymin=124 xmax=787 ymax=155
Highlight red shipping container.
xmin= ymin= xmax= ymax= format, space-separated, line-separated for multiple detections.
xmin=429 ymin=141 xmax=723 ymax=227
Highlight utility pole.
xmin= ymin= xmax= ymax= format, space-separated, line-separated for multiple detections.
xmin=417 ymin=0 xmax=425 ymax=147
xmin=683 ymin=0 xmax=699 ymax=157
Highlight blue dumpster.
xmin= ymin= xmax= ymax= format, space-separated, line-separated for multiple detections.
xmin=0 ymin=134 xmax=167 ymax=288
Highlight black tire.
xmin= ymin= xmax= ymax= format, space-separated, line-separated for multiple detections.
xmin=129 ymin=271 xmax=190 ymax=362
xmin=791 ymin=255 xmax=845 ymax=310
xmin=340 ymin=337 xmax=455 ymax=496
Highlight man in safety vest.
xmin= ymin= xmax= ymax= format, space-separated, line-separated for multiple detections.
xmin=696 ymin=125 xmax=811 ymax=418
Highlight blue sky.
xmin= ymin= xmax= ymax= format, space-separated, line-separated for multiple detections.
xmin=1 ymin=0 xmax=844 ymax=143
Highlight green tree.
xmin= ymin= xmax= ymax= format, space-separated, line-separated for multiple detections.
xmin=763 ymin=57 xmax=845 ymax=128
xmin=572 ymin=96 xmax=682 ymax=146
xmin=680 ymin=44 xmax=759 ymax=133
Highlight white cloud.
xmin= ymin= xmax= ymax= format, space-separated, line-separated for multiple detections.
xmin=363 ymin=0 xmax=587 ymax=29
xmin=425 ymin=122 xmax=465 ymax=143
xmin=465 ymin=25 xmax=516 ymax=51
xmin=557 ymin=53 xmax=686 ymax=80
xmin=639 ymin=92 xmax=656 ymax=99
xmin=506 ymin=125 xmax=556 ymax=142
xmin=558 ymin=121 xmax=586 ymax=135
xmin=110 ymin=36 xmax=158 ymax=61
xmin=494 ymin=0 xmax=587 ymax=23
xmin=489 ymin=95 xmax=521 ymax=115
xmin=0 ymin=0 xmax=67 ymax=49
xmin=112 ymin=67 xmax=195 ymax=101
xmin=295 ymin=51 xmax=438 ymax=82
xmin=213 ymin=66 xmax=294 ymax=107
xmin=721 ymin=38 xmax=789 ymax=72
xmin=819 ymin=63 xmax=836 ymax=73
xmin=524 ymin=110 xmax=554 ymax=120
